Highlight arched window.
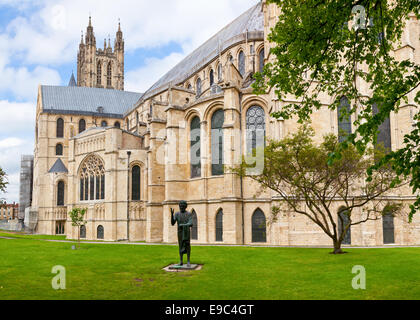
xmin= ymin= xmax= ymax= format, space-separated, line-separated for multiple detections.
xmin=196 ymin=78 xmax=202 ymax=97
xmin=107 ymin=62 xmax=112 ymax=86
xmin=101 ymin=120 xmax=108 ymax=127
xmin=252 ymin=209 xmax=267 ymax=243
xmin=211 ymin=109 xmax=224 ymax=176
xmin=259 ymin=48 xmax=265 ymax=73
xmin=57 ymin=181 xmax=65 ymax=206
xmin=56 ymin=143 xmax=63 ymax=156
xmin=338 ymin=96 xmax=352 ymax=143
xmin=131 ymin=165 xmax=141 ymax=201
xmin=218 ymin=63 xmax=222 ymax=82
xmin=238 ymin=51 xmax=245 ymax=76
xmin=191 ymin=209 xmax=198 ymax=240
xmin=383 ymin=210 xmax=395 ymax=244
xmin=126 ymin=119 xmax=130 ymax=130
xmin=338 ymin=208 xmax=351 ymax=245
xmin=216 ymin=209 xmax=223 ymax=242
xmin=97 ymin=62 xmax=102 ymax=85
xmin=79 ymin=119 xmax=86 ymax=133
xmin=209 ymin=69 xmax=214 ymax=86
xmin=190 ymin=116 xmax=201 ymax=178
xmin=56 ymin=221 xmax=65 ymax=235
xmin=373 ymin=103 xmax=391 ymax=151
xmin=246 ymin=106 xmax=266 ymax=154
xmin=114 ymin=121 xmax=121 ymax=128
xmin=79 ymin=154 xmax=105 ymax=201
xmin=80 ymin=225 xmax=86 ymax=239
xmin=56 ymin=118 xmax=64 ymax=138
xmin=97 ymin=225 xmax=104 ymax=239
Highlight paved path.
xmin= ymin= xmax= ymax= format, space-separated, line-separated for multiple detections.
xmin=1 ymin=236 xmax=420 ymax=249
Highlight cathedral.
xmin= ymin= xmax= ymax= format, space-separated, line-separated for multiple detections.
xmin=23 ymin=1 xmax=420 ymax=246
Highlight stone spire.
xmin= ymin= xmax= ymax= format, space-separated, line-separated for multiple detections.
xmin=68 ymin=72 xmax=77 ymax=87
xmin=85 ymin=16 xmax=96 ymax=46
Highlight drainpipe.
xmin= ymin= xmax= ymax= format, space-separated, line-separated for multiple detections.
xmin=239 ymin=92 xmax=245 ymax=245
xmin=126 ymin=151 xmax=131 ymax=241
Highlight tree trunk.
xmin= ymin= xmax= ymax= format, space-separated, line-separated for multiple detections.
xmin=78 ymin=226 xmax=80 ymax=250
xmin=332 ymin=240 xmax=344 ymax=254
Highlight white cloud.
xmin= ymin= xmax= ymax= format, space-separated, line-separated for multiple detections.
xmin=0 ymin=101 xmax=36 ymax=135
xmin=0 ymin=138 xmax=25 ymax=149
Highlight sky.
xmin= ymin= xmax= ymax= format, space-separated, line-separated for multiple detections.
xmin=0 ymin=0 xmax=259 ymax=203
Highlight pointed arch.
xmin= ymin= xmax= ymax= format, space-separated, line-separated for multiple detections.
xmin=196 ymin=77 xmax=202 ymax=97
xmin=79 ymin=154 xmax=105 ymax=201
xmin=238 ymin=50 xmax=245 ymax=76
xmin=209 ymin=69 xmax=214 ymax=86
xmin=79 ymin=119 xmax=86 ymax=133
xmin=373 ymin=103 xmax=391 ymax=151
xmin=246 ymin=105 xmax=266 ymax=154
xmin=97 ymin=225 xmax=104 ymax=239
xmin=211 ymin=109 xmax=224 ymax=176
xmin=337 ymin=96 xmax=352 ymax=143
xmin=190 ymin=116 xmax=201 ymax=178
xmin=131 ymin=165 xmax=141 ymax=201
xmin=107 ymin=62 xmax=112 ymax=86
xmin=57 ymin=181 xmax=65 ymax=206
xmin=252 ymin=208 xmax=266 ymax=243
xmin=56 ymin=143 xmax=63 ymax=156
xmin=56 ymin=118 xmax=64 ymax=138
xmin=97 ymin=61 xmax=102 ymax=85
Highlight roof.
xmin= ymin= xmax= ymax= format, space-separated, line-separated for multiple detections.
xmin=48 ymin=159 xmax=68 ymax=173
xmin=135 ymin=2 xmax=264 ymax=105
xmin=68 ymin=73 xmax=76 ymax=87
xmin=41 ymin=85 xmax=143 ymax=118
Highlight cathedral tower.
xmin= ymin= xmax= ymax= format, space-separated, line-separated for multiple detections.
xmin=77 ymin=17 xmax=125 ymax=90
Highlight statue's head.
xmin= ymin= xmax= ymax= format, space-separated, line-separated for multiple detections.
xmin=179 ymin=200 xmax=188 ymax=212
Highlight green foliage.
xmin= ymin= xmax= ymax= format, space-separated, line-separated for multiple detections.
xmin=233 ymin=125 xmax=403 ymax=253
xmin=254 ymin=0 xmax=420 ymax=219
xmin=69 ymin=208 xmax=87 ymax=228
xmin=0 ymin=167 xmax=8 ymax=194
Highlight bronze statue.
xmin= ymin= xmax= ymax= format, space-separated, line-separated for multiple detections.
xmin=171 ymin=200 xmax=193 ymax=267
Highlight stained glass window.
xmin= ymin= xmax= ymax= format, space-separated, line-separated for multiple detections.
xmin=56 ymin=118 xmax=64 ymax=138
xmin=373 ymin=103 xmax=391 ymax=151
xmin=107 ymin=63 xmax=112 ymax=86
xmin=57 ymin=181 xmax=65 ymax=206
xmin=338 ymin=96 xmax=352 ymax=143
xmin=196 ymin=78 xmax=202 ymax=97
xmin=79 ymin=119 xmax=86 ymax=133
xmin=97 ymin=62 xmax=102 ymax=85
xmin=210 ymin=69 xmax=214 ymax=86
xmin=132 ymin=165 xmax=141 ymax=201
xmin=216 ymin=209 xmax=223 ymax=242
xmin=97 ymin=225 xmax=104 ymax=239
xmin=238 ymin=51 xmax=245 ymax=76
xmin=79 ymin=155 xmax=105 ymax=201
xmin=56 ymin=144 xmax=63 ymax=156
xmin=252 ymin=209 xmax=266 ymax=243
xmin=259 ymin=48 xmax=265 ymax=73
xmin=190 ymin=117 xmax=201 ymax=178
xmin=246 ymin=106 xmax=266 ymax=154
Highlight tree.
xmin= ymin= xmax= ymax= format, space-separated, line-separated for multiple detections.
xmin=233 ymin=126 xmax=404 ymax=254
xmin=0 ymin=167 xmax=8 ymax=194
xmin=254 ymin=0 xmax=420 ymax=220
xmin=69 ymin=208 xmax=87 ymax=249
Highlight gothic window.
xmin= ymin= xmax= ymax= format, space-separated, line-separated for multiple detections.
xmin=210 ymin=69 xmax=214 ymax=86
xmin=56 ymin=221 xmax=65 ymax=235
xmin=56 ymin=118 xmax=64 ymax=138
xmin=191 ymin=209 xmax=198 ymax=240
xmin=246 ymin=106 xmax=266 ymax=154
xmin=338 ymin=208 xmax=351 ymax=245
xmin=218 ymin=63 xmax=222 ymax=82
xmin=57 ymin=181 xmax=65 ymax=206
xmin=97 ymin=62 xmax=102 ymax=85
xmin=131 ymin=165 xmax=141 ymax=201
xmin=79 ymin=119 xmax=86 ymax=133
xmin=190 ymin=116 xmax=201 ymax=178
xmin=373 ymin=103 xmax=391 ymax=151
xmin=196 ymin=78 xmax=202 ymax=97
xmin=238 ymin=50 xmax=245 ymax=76
xmin=383 ymin=211 xmax=395 ymax=244
xmin=259 ymin=48 xmax=265 ymax=73
xmin=338 ymin=96 xmax=352 ymax=143
xmin=80 ymin=225 xmax=86 ymax=239
xmin=101 ymin=120 xmax=108 ymax=127
xmin=107 ymin=62 xmax=112 ymax=87
xmin=114 ymin=121 xmax=121 ymax=128
xmin=252 ymin=209 xmax=267 ymax=243
xmin=211 ymin=109 xmax=224 ymax=176
xmin=216 ymin=209 xmax=223 ymax=242
xmin=56 ymin=144 xmax=63 ymax=156
xmin=97 ymin=225 xmax=104 ymax=239
xmin=79 ymin=155 xmax=105 ymax=201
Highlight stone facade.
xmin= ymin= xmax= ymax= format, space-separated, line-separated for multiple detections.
xmin=19 ymin=155 xmax=33 ymax=221
xmin=26 ymin=1 xmax=420 ymax=246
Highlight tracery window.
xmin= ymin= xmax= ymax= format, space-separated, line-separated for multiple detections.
xmin=190 ymin=116 xmax=201 ymax=178
xmin=238 ymin=51 xmax=245 ymax=76
xmin=211 ymin=109 xmax=224 ymax=176
xmin=97 ymin=62 xmax=102 ymax=85
xmin=337 ymin=96 xmax=352 ymax=143
xmin=107 ymin=62 xmax=112 ymax=86
xmin=79 ymin=155 xmax=105 ymax=202
xmin=246 ymin=106 xmax=266 ymax=154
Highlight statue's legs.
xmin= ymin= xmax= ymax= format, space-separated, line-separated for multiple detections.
xmin=187 ymin=246 xmax=191 ymax=266
xmin=179 ymin=251 xmax=183 ymax=266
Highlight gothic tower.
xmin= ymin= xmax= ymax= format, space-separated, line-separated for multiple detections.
xmin=77 ymin=17 xmax=125 ymax=90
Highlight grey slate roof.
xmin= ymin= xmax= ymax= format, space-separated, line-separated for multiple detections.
xmin=41 ymin=85 xmax=143 ymax=118
xmin=48 ymin=158 xmax=68 ymax=173
xmin=136 ymin=2 xmax=264 ymax=105
xmin=68 ymin=73 xmax=76 ymax=87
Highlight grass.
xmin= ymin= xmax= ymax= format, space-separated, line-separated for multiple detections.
xmin=0 ymin=237 xmax=420 ymax=300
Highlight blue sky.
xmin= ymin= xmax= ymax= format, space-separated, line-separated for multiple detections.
xmin=0 ymin=0 xmax=258 ymax=203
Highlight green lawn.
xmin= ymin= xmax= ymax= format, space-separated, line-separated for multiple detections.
xmin=0 ymin=237 xmax=420 ymax=300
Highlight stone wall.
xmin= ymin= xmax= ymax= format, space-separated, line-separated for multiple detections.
xmin=19 ymin=155 xmax=33 ymax=221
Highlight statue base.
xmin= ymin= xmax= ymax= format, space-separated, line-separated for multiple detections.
xmin=168 ymin=264 xmax=199 ymax=271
